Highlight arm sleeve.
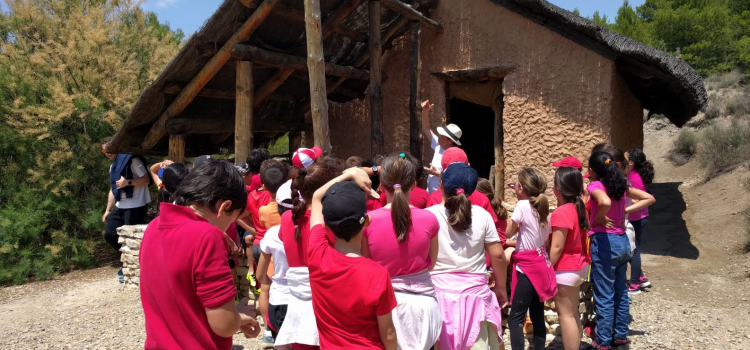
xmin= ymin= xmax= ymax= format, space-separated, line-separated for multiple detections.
xmin=550 ymin=206 xmax=575 ymax=231
xmin=483 ymin=211 xmax=501 ymax=243
xmin=129 ymin=158 xmax=148 ymax=178
xmin=511 ymin=201 xmax=525 ymax=224
xmin=587 ymin=181 xmax=604 ymax=195
xmin=375 ymin=272 xmax=398 ymax=316
xmin=428 ymin=215 xmax=440 ymax=239
xmin=195 ymin=230 xmax=237 ymax=309
xmin=308 ymin=224 xmax=330 ymax=264
xmin=430 ymin=134 xmax=439 ymax=149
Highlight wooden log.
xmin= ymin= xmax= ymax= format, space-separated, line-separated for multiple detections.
xmin=492 ymin=95 xmax=505 ymax=200
xmin=254 ymin=69 xmax=296 ymax=108
xmin=332 ymin=26 xmax=369 ymax=43
xmin=166 ymin=118 xmax=311 ymax=134
xmin=432 ymin=65 xmax=518 ymax=82
xmin=169 ymin=134 xmax=186 ymax=163
xmin=369 ymin=0 xmax=384 ymax=157
xmin=231 ymin=45 xmax=370 ymax=80
xmin=238 ymin=0 xmax=261 ymax=7
xmin=163 ymin=83 xmax=299 ymax=102
xmin=304 ymin=0 xmax=331 ymax=153
xmin=408 ymin=21 xmax=422 ymax=160
xmin=235 ymin=61 xmax=254 ymax=164
xmin=379 ymin=0 xmax=443 ymax=33
xmin=140 ymin=0 xmax=281 ymax=150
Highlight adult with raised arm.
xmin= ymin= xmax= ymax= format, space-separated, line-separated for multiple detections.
xmin=421 ymin=100 xmax=462 ymax=194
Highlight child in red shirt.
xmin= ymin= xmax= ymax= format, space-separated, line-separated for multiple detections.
xmin=139 ymin=161 xmax=260 ymax=350
xmin=309 ymin=168 xmax=398 ymax=350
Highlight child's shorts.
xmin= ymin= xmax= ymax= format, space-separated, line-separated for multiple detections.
xmin=555 ymin=265 xmax=589 ymax=287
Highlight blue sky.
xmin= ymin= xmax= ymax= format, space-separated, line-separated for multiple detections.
xmin=142 ymin=0 xmax=646 ymax=36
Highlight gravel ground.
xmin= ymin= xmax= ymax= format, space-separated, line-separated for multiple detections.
xmin=1 ymin=119 xmax=750 ymax=350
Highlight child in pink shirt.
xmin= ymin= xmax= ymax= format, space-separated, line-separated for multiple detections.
xmin=362 ymin=153 xmax=441 ymax=350
xmin=625 ymin=148 xmax=655 ymax=292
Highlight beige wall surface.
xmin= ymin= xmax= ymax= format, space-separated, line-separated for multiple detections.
xmin=328 ymin=0 xmax=644 ymax=203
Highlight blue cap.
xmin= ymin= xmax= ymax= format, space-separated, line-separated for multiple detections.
xmin=441 ymin=163 xmax=478 ymax=196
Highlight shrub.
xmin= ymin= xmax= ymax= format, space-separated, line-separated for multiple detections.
xmin=706 ymin=69 xmax=745 ymax=90
xmin=669 ymin=128 xmax=700 ymax=165
xmin=725 ymin=93 xmax=750 ymax=116
xmin=699 ymin=121 xmax=750 ymax=178
xmin=704 ymin=102 xmax=722 ymax=120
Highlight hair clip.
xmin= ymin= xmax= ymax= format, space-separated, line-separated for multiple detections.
xmin=399 ymin=153 xmax=406 ymax=159
xmin=456 ymin=189 xmax=465 ymax=194
xmin=158 ymin=183 xmax=165 ymax=189
xmin=605 ymin=159 xmax=611 ymax=165
xmin=393 ymin=184 xmax=402 ymax=190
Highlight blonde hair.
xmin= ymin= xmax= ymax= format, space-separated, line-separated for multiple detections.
xmin=518 ymin=168 xmax=549 ymax=228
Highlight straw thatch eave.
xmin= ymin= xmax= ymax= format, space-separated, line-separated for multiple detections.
xmin=491 ymin=0 xmax=707 ymax=127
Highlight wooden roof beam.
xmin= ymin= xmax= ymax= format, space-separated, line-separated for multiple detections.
xmin=379 ymin=0 xmax=443 ymax=33
xmin=431 ymin=65 xmax=518 ymax=82
xmin=140 ymin=0 xmax=281 ymax=150
xmin=231 ymin=44 xmax=370 ymax=80
xmin=163 ymin=83 xmax=299 ymax=102
xmin=332 ymin=26 xmax=369 ymax=43
xmin=166 ymin=118 xmax=311 ymax=134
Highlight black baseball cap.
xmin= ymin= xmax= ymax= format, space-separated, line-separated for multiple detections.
xmin=322 ymin=181 xmax=367 ymax=240
xmin=193 ymin=155 xmax=213 ymax=168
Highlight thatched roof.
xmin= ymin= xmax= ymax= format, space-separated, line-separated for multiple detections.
xmin=108 ymin=0 xmax=434 ymax=155
xmin=109 ymin=0 xmax=706 ymax=155
xmin=492 ymin=0 xmax=707 ymax=126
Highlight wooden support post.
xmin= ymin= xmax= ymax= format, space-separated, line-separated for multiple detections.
xmin=235 ymin=61 xmax=254 ymax=163
xmin=492 ymin=95 xmax=505 ymax=200
xmin=168 ymin=134 xmax=186 ymax=163
xmin=304 ymin=0 xmax=331 ymax=153
xmin=369 ymin=0 xmax=383 ymax=158
xmin=408 ymin=21 xmax=422 ymax=160
xmin=379 ymin=0 xmax=443 ymax=33
xmin=139 ymin=0 xmax=280 ymax=150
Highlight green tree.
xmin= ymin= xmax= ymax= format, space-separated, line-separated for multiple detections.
xmin=0 ymin=0 xmax=182 ymax=284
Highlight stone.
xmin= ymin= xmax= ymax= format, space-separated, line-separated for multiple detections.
xmin=544 ymin=300 xmax=555 ymax=310
xmin=551 ymin=324 xmax=562 ymax=336
xmin=124 ymin=239 xmax=140 ymax=250
xmin=119 ymin=246 xmax=131 ymax=254
xmin=545 ymin=312 xmax=559 ymax=325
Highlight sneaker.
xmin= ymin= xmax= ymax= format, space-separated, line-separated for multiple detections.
xmin=638 ymin=276 xmax=651 ymax=288
xmin=584 ymin=324 xmax=596 ymax=338
xmin=627 ymin=283 xmax=641 ymax=295
xmin=261 ymin=330 xmax=274 ymax=348
xmin=590 ymin=340 xmax=611 ymax=350
xmin=117 ymin=269 xmax=124 ymax=276
xmin=119 ymin=276 xmax=125 ymax=283
xmin=613 ymin=338 xmax=630 ymax=349
xmin=247 ymin=273 xmax=261 ymax=295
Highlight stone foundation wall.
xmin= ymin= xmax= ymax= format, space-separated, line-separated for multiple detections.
xmin=117 ymin=225 xmax=251 ymax=299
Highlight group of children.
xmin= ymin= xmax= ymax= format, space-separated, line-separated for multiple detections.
xmin=135 ymin=100 xmax=658 ymax=350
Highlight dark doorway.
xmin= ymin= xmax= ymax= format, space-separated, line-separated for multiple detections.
xmin=448 ymin=98 xmax=495 ymax=179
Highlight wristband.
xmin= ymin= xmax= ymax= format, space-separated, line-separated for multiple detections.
xmin=372 ymin=165 xmax=379 ymax=176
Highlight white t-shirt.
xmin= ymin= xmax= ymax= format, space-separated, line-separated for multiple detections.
xmin=112 ymin=158 xmax=151 ymax=209
xmin=259 ymin=225 xmax=290 ymax=305
xmin=511 ymin=200 xmax=551 ymax=252
xmin=427 ymin=205 xmax=500 ymax=274
xmin=426 ymin=134 xmax=445 ymax=194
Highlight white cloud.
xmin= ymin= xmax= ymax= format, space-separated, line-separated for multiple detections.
xmin=155 ymin=0 xmax=180 ymax=8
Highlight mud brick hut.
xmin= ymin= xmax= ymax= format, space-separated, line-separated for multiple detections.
xmin=108 ymin=0 xmax=707 ymax=202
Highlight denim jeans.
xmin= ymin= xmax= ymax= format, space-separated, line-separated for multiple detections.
xmin=629 ymin=218 xmax=648 ymax=284
xmin=591 ymin=233 xmax=632 ymax=346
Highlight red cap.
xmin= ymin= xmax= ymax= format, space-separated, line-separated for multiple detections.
xmin=440 ymin=147 xmax=468 ymax=171
xmin=552 ymin=156 xmax=583 ymax=170
xmin=292 ymin=147 xmax=323 ymax=169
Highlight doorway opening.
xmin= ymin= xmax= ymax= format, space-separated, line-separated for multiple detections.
xmin=447 ymin=98 xmax=496 ymax=179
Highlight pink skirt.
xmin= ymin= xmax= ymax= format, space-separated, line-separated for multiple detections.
xmin=431 ymin=272 xmax=503 ymax=350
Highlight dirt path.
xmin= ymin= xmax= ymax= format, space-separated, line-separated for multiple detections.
xmin=1 ymin=119 xmax=749 ymax=350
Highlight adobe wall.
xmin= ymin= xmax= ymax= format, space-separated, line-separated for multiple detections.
xmin=329 ymin=0 xmax=635 ymax=203
xmin=609 ymin=71 xmax=644 ymax=152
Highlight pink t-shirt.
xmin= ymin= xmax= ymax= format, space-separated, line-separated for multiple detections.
xmin=587 ymin=180 xmax=627 ymax=235
xmin=140 ymin=204 xmax=236 ymax=350
xmin=627 ymin=170 xmax=649 ymax=221
xmin=510 ymin=199 xmax=551 ymax=251
xmin=363 ymin=207 xmax=439 ymax=278
xmin=308 ymin=224 xmax=398 ymax=349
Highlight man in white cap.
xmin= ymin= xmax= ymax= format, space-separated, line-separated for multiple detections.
xmin=421 ymin=100 xmax=462 ymax=194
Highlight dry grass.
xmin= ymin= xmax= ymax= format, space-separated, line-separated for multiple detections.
xmin=706 ymin=69 xmax=746 ymax=90
xmin=704 ymin=102 xmax=722 ymax=119
xmin=669 ymin=128 xmax=700 ymax=165
xmin=700 ymin=120 xmax=750 ymax=178
xmin=725 ymin=92 xmax=750 ymax=116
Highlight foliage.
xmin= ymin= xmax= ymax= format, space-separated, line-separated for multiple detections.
xmin=669 ymin=128 xmax=700 ymax=165
xmin=705 ymin=69 xmax=745 ymax=90
xmin=724 ymin=92 xmax=750 ymax=116
xmin=588 ymin=0 xmax=750 ymax=76
xmin=699 ymin=121 xmax=750 ymax=177
xmin=704 ymin=102 xmax=721 ymax=119
xmin=268 ymin=133 xmax=290 ymax=156
xmin=0 ymin=0 xmax=182 ymax=284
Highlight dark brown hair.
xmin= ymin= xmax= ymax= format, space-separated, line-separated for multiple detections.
xmin=553 ymin=167 xmax=590 ymax=231
xmin=442 ymin=187 xmax=472 ymax=231
xmin=476 ymin=178 xmax=508 ymax=220
xmin=518 ymin=167 xmax=549 ymax=228
xmin=379 ymin=153 xmax=417 ymax=242
xmin=290 ymin=163 xmax=339 ymax=240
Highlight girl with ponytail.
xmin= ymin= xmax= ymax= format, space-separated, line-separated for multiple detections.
xmin=505 ymin=168 xmax=556 ymax=350
xmin=587 ymin=151 xmax=655 ymax=350
xmin=625 ymin=148 xmax=655 ymax=292
xmin=156 ymin=163 xmax=188 ymax=206
xmin=427 ymin=163 xmax=508 ymax=350
xmin=275 ymin=163 xmax=339 ymax=350
xmin=360 ymin=152 xmax=441 ymax=350
xmin=549 ymin=167 xmax=591 ymax=350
